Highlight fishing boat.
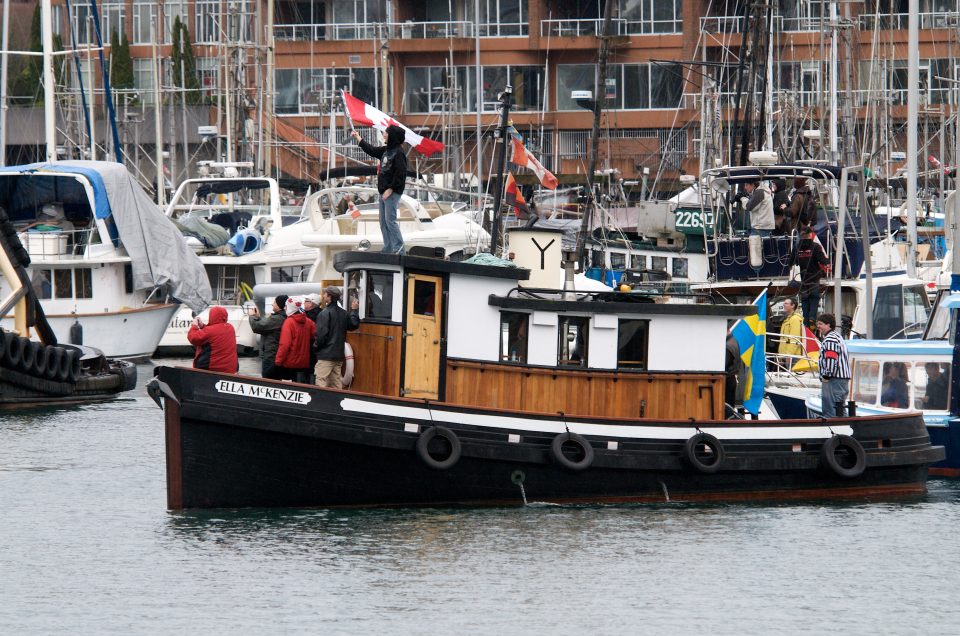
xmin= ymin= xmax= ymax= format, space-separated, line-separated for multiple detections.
xmin=149 ymin=227 xmax=942 ymax=509
xmin=0 ymin=203 xmax=136 ymax=407
xmin=0 ymin=161 xmax=211 ymax=360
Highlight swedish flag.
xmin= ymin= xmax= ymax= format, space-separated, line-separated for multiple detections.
xmin=731 ymin=289 xmax=767 ymax=415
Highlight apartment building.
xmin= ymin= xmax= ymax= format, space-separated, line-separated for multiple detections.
xmin=21 ymin=1 xmax=960 ymax=191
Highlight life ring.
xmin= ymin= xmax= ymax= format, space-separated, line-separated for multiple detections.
xmin=684 ymin=432 xmax=725 ymax=474
xmin=416 ymin=425 xmax=462 ymax=470
xmin=550 ymin=432 xmax=594 ymax=471
xmin=341 ymin=342 xmax=355 ymax=388
xmin=820 ymin=434 xmax=866 ymax=478
xmin=18 ymin=337 xmax=36 ymax=374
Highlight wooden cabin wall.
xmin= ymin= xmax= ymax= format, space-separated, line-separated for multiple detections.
xmin=347 ymin=324 xmax=402 ymax=396
xmin=445 ymin=360 xmax=725 ymax=420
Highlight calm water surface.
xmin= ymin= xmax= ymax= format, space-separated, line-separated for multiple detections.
xmin=2 ymin=360 xmax=959 ymax=634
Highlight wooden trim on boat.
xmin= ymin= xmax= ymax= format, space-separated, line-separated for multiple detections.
xmin=165 ymin=399 xmax=184 ymax=510
xmin=50 ymin=303 xmax=179 ymax=319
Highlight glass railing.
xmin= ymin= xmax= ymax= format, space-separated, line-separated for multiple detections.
xmin=274 ymin=20 xmax=529 ymax=41
xmin=859 ymin=12 xmax=959 ymax=31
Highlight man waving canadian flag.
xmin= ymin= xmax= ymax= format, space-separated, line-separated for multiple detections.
xmin=341 ymin=91 xmax=445 ymax=157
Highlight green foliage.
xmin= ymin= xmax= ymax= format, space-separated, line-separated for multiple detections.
xmin=170 ymin=17 xmax=202 ymax=104
xmin=111 ymin=28 xmax=134 ymax=90
xmin=9 ymin=6 xmax=42 ymax=104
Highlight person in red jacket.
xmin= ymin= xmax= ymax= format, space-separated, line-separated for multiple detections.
xmin=275 ymin=296 xmax=314 ymax=382
xmin=187 ymin=305 xmax=238 ymax=373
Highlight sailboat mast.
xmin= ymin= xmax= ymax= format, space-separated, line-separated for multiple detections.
xmin=906 ymin=0 xmax=919 ymax=278
xmin=0 ymin=0 xmax=10 ymax=166
xmin=41 ymin=0 xmax=56 ymax=161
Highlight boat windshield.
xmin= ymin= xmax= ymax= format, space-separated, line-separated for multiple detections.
xmin=852 ymin=358 xmax=951 ymax=410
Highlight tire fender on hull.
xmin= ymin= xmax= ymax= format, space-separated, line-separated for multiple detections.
xmin=416 ymin=426 xmax=462 ymax=470
xmin=550 ymin=432 xmax=594 ymax=471
xmin=684 ymin=432 xmax=725 ymax=474
xmin=820 ymin=434 xmax=866 ymax=478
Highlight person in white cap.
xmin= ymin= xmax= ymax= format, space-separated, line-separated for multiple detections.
xmin=303 ymin=293 xmax=322 ymax=323
xmin=314 ymin=286 xmax=360 ymax=388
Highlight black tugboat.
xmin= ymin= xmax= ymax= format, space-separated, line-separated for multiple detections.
xmin=0 ymin=208 xmax=136 ymax=407
xmin=150 ymin=229 xmax=943 ymax=509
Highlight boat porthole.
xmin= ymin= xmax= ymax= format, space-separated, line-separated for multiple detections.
xmin=550 ymin=432 xmax=594 ymax=472
xmin=820 ymin=434 xmax=866 ymax=478
xmin=684 ymin=432 xmax=725 ymax=474
xmin=416 ymin=426 xmax=462 ymax=470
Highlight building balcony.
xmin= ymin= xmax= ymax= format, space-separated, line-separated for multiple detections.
xmin=858 ymin=12 xmax=960 ymax=31
xmin=274 ymin=20 xmax=527 ymax=42
xmin=539 ymin=18 xmax=680 ymax=38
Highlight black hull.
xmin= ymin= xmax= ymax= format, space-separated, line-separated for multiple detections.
xmin=157 ymin=367 xmax=944 ymax=509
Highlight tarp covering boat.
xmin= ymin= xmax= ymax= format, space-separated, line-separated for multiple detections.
xmin=0 ymin=161 xmax=211 ymax=312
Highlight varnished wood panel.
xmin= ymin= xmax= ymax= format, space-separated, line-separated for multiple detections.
xmin=445 ymin=360 xmax=724 ymax=421
xmin=347 ymin=324 xmax=402 ymax=397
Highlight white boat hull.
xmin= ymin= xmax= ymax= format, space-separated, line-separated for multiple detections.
xmin=158 ymin=304 xmax=258 ymax=351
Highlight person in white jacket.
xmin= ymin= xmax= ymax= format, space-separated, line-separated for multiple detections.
xmin=743 ymin=180 xmax=774 ymax=237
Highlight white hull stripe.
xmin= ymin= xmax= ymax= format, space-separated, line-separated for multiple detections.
xmin=339 ymin=398 xmax=852 ymax=441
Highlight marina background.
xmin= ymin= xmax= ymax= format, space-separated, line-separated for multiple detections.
xmin=2 ymin=360 xmax=960 ymax=633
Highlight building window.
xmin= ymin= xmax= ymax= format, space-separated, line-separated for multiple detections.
xmin=621 ymin=0 xmax=682 ymax=34
xmin=74 ymin=268 xmax=93 ymax=299
xmin=69 ymin=1 xmax=95 ymax=45
xmin=330 ymin=0 xmax=387 ymax=40
xmin=558 ymin=63 xmax=683 ymax=111
xmin=275 ymin=68 xmax=379 ymax=115
xmin=133 ymin=58 xmax=157 ymax=105
xmin=500 ymin=311 xmax=528 ymax=363
xmin=132 ymin=0 xmax=157 ymax=45
xmin=195 ymin=0 xmax=221 ymax=44
xmin=163 ymin=0 xmax=188 ymax=44
xmin=196 ymin=58 xmax=219 ymax=98
xmin=617 ymin=319 xmax=648 ymax=369
xmin=558 ymin=316 xmax=588 ymax=367
xmin=102 ymin=1 xmax=125 ymax=41
xmin=468 ymin=0 xmax=528 ymax=37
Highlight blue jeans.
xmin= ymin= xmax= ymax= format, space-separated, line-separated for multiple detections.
xmin=801 ymin=293 xmax=820 ymax=327
xmin=821 ymin=377 xmax=849 ymax=417
xmin=379 ymin=192 xmax=404 ymax=253
xmin=750 ymin=229 xmax=772 ymax=237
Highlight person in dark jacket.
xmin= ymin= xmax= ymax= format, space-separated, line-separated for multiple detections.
xmin=351 ymin=125 xmax=408 ymax=254
xmin=794 ymin=227 xmax=831 ymax=327
xmin=248 ymin=294 xmax=287 ymax=379
xmin=302 ymin=292 xmax=322 ymax=381
xmin=314 ymin=285 xmax=360 ymax=389
xmin=788 ymin=177 xmax=817 ymax=230
xmin=275 ymin=297 xmax=315 ymax=382
xmin=187 ymin=305 xmax=238 ymax=373
xmin=771 ymin=178 xmax=790 ymax=235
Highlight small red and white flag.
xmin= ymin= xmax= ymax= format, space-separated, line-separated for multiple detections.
xmin=510 ymin=136 xmax=558 ymax=190
xmin=341 ymin=91 xmax=444 ymax=157
xmin=802 ymin=324 xmax=820 ymax=355
xmin=504 ymin=172 xmax=529 ymax=215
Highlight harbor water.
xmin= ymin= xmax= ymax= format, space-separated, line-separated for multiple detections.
xmin=2 ymin=360 xmax=960 ymax=633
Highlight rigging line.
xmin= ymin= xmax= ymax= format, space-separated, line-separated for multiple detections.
xmin=62 ymin=0 xmax=94 ymax=153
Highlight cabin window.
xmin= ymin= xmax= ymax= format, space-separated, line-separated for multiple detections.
xmin=880 ymin=361 xmax=911 ymax=409
xmin=412 ymin=279 xmax=437 ymax=317
xmin=914 ymin=362 xmax=951 ymax=410
xmin=903 ymin=285 xmax=930 ymax=337
xmin=591 ymin=250 xmax=604 ymax=269
xmin=852 ymin=360 xmax=879 ymax=404
xmin=54 ymin=269 xmax=72 ymax=299
xmin=271 ymin=265 xmax=309 ymax=283
xmin=873 ymin=285 xmax=904 ymax=340
xmin=558 ymin=316 xmax=589 ymax=367
xmin=610 ymin=252 xmax=626 ymax=269
xmin=364 ymin=270 xmax=394 ymax=320
xmin=672 ymin=257 xmax=688 ymax=279
xmin=617 ymin=319 xmax=649 ymax=369
xmin=124 ymin=264 xmax=134 ymax=294
xmin=500 ymin=311 xmax=529 ymax=363
xmin=651 ymin=256 xmax=667 ymax=272
xmin=631 ymin=254 xmax=646 ymax=269
xmin=74 ymin=268 xmax=93 ymax=299
xmin=32 ymin=270 xmax=52 ymax=299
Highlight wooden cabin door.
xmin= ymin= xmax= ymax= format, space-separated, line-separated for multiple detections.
xmin=402 ymin=274 xmax=442 ymax=399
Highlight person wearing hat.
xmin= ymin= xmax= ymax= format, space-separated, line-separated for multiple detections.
xmin=314 ymin=285 xmax=360 ymax=389
xmin=249 ymin=294 xmax=287 ymax=379
xmin=188 ymin=306 xmax=238 ymax=373
xmin=303 ymin=293 xmax=322 ymax=323
xmin=351 ymin=125 xmax=408 ymax=254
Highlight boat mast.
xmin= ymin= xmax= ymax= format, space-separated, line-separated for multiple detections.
xmin=488 ymin=85 xmax=512 ymax=254
xmin=906 ymin=0 xmax=919 ymax=278
xmin=0 ymin=0 xmax=10 ymax=166
xmin=41 ymin=0 xmax=57 ymax=161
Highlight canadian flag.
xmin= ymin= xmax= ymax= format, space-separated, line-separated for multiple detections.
xmin=341 ymin=91 xmax=444 ymax=157
xmin=510 ymin=136 xmax=558 ymax=190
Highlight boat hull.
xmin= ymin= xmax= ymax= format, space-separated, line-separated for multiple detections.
xmin=157 ymin=304 xmax=258 ymax=353
xmin=156 ymin=367 xmax=943 ymax=509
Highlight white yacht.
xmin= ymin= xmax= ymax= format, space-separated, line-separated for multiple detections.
xmin=0 ymin=161 xmax=211 ymax=360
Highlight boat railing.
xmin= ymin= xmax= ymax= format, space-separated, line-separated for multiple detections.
xmin=17 ymin=227 xmax=99 ymax=260
xmin=506 ymin=285 xmax=716 ymax=305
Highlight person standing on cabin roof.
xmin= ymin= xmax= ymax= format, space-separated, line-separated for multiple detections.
xmin=743 ymin=180 xmax=774 ymax=237
xmin=351 ymin=125 xmax=408 ymax=254
xmin=794 ymin=226 xmax=831 ymax=327
xmin=816 ymin=313 xmax=850 ymax=418
xmin=248 ymin=294 xmax=287 ymax=379
xmin=188 ymin=306 xmax=238 ymax=373
xmin=314 ymin=286 xmax=360 ymax=389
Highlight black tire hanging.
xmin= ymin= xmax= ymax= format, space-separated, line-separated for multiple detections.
xmin=550 ymin=432 xmax=594 ymax=472
xmin=65 ymin=350 xmax=81 ymax=384
xmin=44 ymin=346 xmax=63 ymax=380
xmin=820 ymin=434 xmax=866 ymax=478
xmin=4 ymin=335 xmax=23 ymax=369
xmin=0 ymin=329 xmax=6 ymax=365
xmin=32 ymin=343 xmax=49 ymax=377
xmin=416 ymin=426 xmax=462 ymax=470
xmin=17 ymin=337 xmax=36 ymax=374
xmin=684 ymin=432 xmax=725 ymax=474
xmin=56 ymin=347 xmax=73 ymax=382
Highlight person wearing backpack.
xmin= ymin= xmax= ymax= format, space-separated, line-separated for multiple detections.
xmin=794 ymin=226 xmax=831 ymax=326
xmin=788 ymin=177 xmax=818 ymax=230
